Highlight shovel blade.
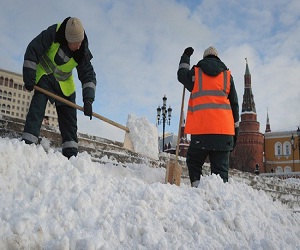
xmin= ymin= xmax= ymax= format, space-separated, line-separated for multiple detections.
xmin=166 ymin=161 xmax=182 ymax=186
xmin=123 ymin=131 xmax=134 ymax=151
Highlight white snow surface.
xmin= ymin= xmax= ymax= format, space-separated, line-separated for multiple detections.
xmin=126 ymin=113 xmax=158 ymax=160
xmin=0 ymin=137 xmax=300 ymax=249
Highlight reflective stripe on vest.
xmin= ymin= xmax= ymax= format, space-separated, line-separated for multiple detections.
xmin=35 ymin=23 xmax=78 ymax=97
xmin=62 ymin=140 xmax=78 ymax=149
xmin=185 ymin=68 xmax=234 ymax=135
xmin=39 ymin=52 xmax=72 ymax=81
xmin=22 ymin=132 xmax=39 ymax=144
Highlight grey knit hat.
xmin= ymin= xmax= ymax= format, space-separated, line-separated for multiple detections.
xmin=65 ymin=17 xmax=84 ymax=43
xmin=203 ymin=46 xmax=218 ymax=58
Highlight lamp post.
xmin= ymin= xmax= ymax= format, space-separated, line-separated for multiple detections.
xmin=291 ymin=133 xmax=295 ymax=171
xmin=291 ymin=126 xmax=300 ymax=171
xmin=297 ymin=127 xmax=300 ymax=158
xmin=157 ymin=95 xmax=172 ymax=152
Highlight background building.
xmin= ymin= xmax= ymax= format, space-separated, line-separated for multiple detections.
xmin=0 ymin=68 xmax=58 ymax=126
xmin=264 ymin=124 xmax=300 ymax=173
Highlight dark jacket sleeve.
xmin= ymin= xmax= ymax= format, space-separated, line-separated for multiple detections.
xmin=23 ymin=24 xmax=57 ymax=89
xmin=228 ymin=74 xmax=240 ymax=146
xmin=76 ymin=40 xmax=97 ymax=103
xmin=177 ymin=53 xmax=194 ymax=92
xmin=228 ymin=75 xmax=239 ymax=124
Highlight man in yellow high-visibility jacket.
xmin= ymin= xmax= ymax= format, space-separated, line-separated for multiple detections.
xmin=22 ymin=17 xmax=97 ymax=158
xmin=177 ymin=46 xmax=239 ymax=186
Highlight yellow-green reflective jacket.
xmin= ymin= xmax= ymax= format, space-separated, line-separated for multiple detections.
xmin=36 ymin=24 xmax=77 ymax=97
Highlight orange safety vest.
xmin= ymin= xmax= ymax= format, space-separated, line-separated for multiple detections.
xmin=185 ymin=67 xmax=234 ymax=135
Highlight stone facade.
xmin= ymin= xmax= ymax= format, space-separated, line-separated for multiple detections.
xmin=0 ymin=68 xmax=58 ymax=127
xmin=264 ymin=130 xmax=300 ymax=173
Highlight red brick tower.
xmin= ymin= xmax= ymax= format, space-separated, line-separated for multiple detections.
xmin=232 ymin=59 xmax=264 ymax=172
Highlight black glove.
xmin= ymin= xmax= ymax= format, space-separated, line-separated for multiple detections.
xmin=24 ymin=83 xmax=34 ymax=91
xmin=83 ymin=101 xmax=93 ymax=120
xmin=23 ymin=67 xmax=36 ymax=92
xmin=184 ymin=47 xmax=194 ymax=57
xmin=233 ymin=127 xmax=239 ymax=149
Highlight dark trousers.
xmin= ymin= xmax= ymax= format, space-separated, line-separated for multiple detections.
xmin=23 ymin=75 xmax=78 ymax=158
xmin=23 ymin=89 xmax=48 ymax=143
xmin=186 ymin=146 xmax=230 ymax=184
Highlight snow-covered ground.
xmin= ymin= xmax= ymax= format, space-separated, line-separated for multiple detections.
xmin=0 ymin=114 xmax=300 ymax=249
xmin=0 ymin=138 xmax=300 ymax=249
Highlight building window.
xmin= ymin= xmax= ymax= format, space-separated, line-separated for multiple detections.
xmin=284 ymin=166 xmax=292 ymax=173
xmin=9 ymin=79 xmax=13 ymax=88
xmin=283 ymin=141 xmax=291 ymax=156
xmin=274 ymin=142 xmax=282 ymax=156
xmin=275 ymin=166 xmax=283 ymax=173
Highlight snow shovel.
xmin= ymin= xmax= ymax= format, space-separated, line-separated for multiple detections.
xmin=33 ymin=85 xmax=134 ymax=151
xmin=165 ymin=86 xmax=185 ymax=186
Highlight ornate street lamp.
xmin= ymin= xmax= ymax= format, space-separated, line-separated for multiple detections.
xmin=157 ymin=95 xmax=172 ymax=152
xmin=297 ymin=127 xmax=300 ymax=162
xmin=291 ymin=133 xmax=295 ymax=171
xmin=291 ymin=127 xmax=300 ymax=171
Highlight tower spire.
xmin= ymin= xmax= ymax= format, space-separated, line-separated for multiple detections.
xmin=265 ymin=107 xmax=271 ymax=132
xmin=245 ymin=57 xmax=250 ymax=75
xmin=242 ymin=58 xmax=256 ymax=113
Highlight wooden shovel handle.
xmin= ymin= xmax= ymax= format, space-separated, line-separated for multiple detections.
xmin=34 ymin=85 xmax=130 ymax=133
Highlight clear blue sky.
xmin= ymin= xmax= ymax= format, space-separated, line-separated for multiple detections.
xmin=1 ymin=0 xmax=300 ymax=142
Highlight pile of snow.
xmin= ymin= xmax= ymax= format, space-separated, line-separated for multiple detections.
xmin=0 ymin=137 xmax=300 ymax=249
xmin=126 ymin=113 xmax=158 ymax=160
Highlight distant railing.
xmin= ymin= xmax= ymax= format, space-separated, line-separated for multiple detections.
xmin=259 ymin=172 xmax=300 ymax=178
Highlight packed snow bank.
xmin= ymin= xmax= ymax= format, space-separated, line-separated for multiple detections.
xmin=126 ymin=113 xmax=158 ymax=160
xmin=0 ymin=137 xmax=300 ymax=249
